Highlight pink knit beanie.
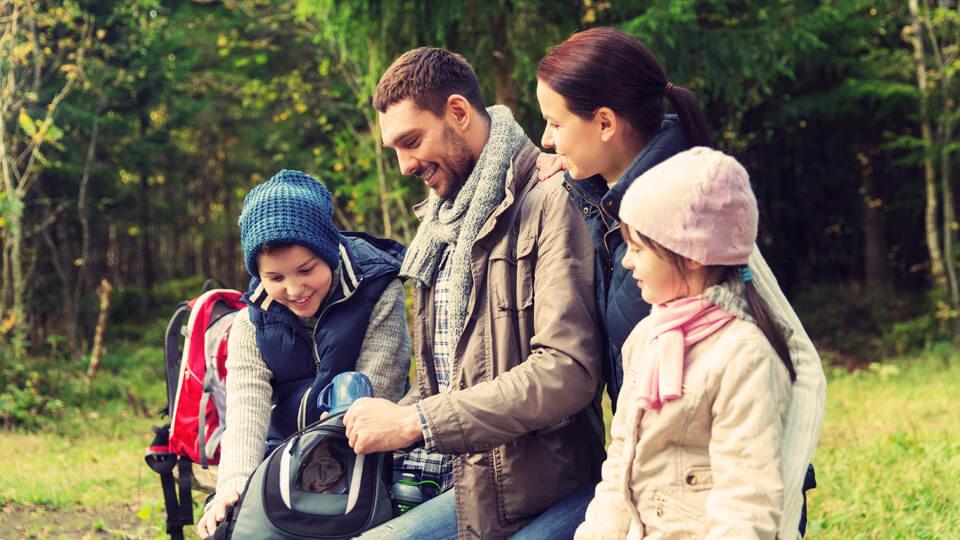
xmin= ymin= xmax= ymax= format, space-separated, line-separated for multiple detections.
xmin=618 ymin=147 xmax=757 ymax=266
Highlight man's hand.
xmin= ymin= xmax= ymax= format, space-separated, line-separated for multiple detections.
xmin=342 ymin=397 xmax=423 ymax=454
xmin=536 ymin=152 xmax=566 ymax=181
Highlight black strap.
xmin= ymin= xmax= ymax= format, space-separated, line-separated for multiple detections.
xmin=147 ymin=454 xmax=194 ymax=539
xmin=145 ymin=453 xmax=191 ymax=540
xmin=174 ymin=456 xmax=193 ymax=540
xmin=210 ymin=502 xmax=237 ymax=540
xmin=201 ymin=278 xmax=226 ymax=292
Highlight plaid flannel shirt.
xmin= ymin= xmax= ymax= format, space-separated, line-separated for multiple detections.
xmin=394 ymin=245 xmax=455 ymax=493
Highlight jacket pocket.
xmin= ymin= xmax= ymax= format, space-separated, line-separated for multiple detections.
xmin=493 ymin=428 xmax=580 ymax=525
xmin=641 ymin=489 xmax=708 ymax=538
xmin=491 ymin=233 xmax=536 ymax=316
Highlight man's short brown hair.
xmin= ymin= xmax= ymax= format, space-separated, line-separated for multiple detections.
xmin=373 ymin=47 xmax=488 ymax=118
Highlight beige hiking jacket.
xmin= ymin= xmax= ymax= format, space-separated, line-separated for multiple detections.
xmin=576 ymin=281 xmax=794 ymax=540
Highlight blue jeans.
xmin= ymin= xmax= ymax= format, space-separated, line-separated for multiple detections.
xmin=510 ymin=484 xmax=596 ymax=540
xmin=358 ymin=488 xmax=457 ymax=540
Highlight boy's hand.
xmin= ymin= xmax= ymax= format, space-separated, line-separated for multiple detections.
xmin=197 ymin=488 xmax=239 ymax=538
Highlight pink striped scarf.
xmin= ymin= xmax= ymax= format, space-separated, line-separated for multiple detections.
xmin=632 ymin=297 xmax=735 ymax=410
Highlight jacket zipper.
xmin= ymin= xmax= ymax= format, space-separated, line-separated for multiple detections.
xmin=296 ymin=274 xmax=362 ymax=431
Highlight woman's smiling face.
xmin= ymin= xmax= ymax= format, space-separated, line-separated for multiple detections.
xmin=536 ymin=79 xmax=607 ymax=180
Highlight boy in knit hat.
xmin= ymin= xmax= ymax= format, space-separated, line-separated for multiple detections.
xmin=576 ymin=147 xmax=821 ymax=539
xmin=197 ymin=170 xmax=412 ymax=537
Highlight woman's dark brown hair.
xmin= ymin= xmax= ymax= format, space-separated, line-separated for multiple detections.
xmin=538 ymin=27 xmax=709 ymax=148
xmin=622 ymin=226 xmax=796 ymax=382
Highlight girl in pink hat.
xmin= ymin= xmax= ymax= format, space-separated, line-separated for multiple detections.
xmin=575 ymin=147 xmax=798 ymax=539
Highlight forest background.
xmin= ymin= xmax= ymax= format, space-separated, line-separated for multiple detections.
xmin=0 ymin=0 xmax=958 ymax=538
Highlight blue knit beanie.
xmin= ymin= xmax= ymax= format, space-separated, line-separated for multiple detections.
xmin=239 ymin=170 xmax=340 ymax=277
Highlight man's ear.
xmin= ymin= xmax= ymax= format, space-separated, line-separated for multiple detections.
xmin=446 ymin=94 xmax=473 ymax=131
xmin=596 ymin=107 xmax=620 ymax=143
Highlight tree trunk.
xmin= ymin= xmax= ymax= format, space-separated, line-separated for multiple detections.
xmin=86 ymin=278 xmax=112 ymax=380
xmin=70 ymin=113 xmax=99 ymax=352
xmin=860 ymin=150 xmax=889 ymax=290
xmin=41 ymin=224 xmax=74 ymax=351
xmin=9 ymin=211 xmax=24 ymax=356
xmin=138 ymin=113 xmax=155 ymax=299
xmin=939 ymin=95 xmax=959 ymax=333
xmin=371 ymin=115 xmax=393 ymax=239
xmin=491 ymin=3 xmax=519 ymax=115
xmin=908 ymin=0 xmax=946 ymax=288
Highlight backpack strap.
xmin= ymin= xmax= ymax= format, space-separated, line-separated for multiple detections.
xmin=145 ymin=424 xmax=194 ymax=540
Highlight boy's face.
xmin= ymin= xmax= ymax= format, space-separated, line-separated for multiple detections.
xmin=258 ymin=245 xmax=333 ymax=318
xmin=379 ymin=98 xmax=474 ymax=200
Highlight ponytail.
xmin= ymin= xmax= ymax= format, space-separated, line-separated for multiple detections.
xmin=665 ymin=84 xmax=711 ymax=147
xmin=743 ymin=279 xmax=796 ymax=382
xmin=539 ymin=28 xmax=711 ymax=150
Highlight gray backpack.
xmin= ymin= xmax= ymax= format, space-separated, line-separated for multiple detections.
xmin=212 ymin=412 xmax=393 ymax=539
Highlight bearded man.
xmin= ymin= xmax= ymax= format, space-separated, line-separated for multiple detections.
xmin=343 ymin=47 xmax=605 ymax=540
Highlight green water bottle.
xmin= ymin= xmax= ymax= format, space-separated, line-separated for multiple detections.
xmin=390 ymin=472 xmax=424 ymax=515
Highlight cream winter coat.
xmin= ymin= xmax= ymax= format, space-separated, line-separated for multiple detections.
xmin=576 ymin=272 xmax=815 ymax=540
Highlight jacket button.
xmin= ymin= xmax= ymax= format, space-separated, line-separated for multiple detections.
xmin=686 ymin=474 xmax=697 ymax=486
xmin=563 ymin=182 xmax=572 ymax=191
xmin=582 ymin=206 xmax=590 ymax=215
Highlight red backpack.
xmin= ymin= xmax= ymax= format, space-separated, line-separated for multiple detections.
xmin=145 ymin=284 xmax=245 ymax=540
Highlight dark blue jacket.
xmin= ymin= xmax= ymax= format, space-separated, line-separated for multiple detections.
xmin=564 ymin=114 xmax=692 ymax=408
xmin=241 ymin=232 xmax=404 ymax=446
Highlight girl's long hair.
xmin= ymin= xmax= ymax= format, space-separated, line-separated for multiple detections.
xmin=622 ymin=227 xmax=796 ymax=382
xmin=538 ymin=27 xmax=709 ymax=147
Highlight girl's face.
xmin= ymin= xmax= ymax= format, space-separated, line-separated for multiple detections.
xmin=258 ymin=245 xmax=333 ymax=317
xmin=536 ymin=79 xmax=606 ymax=180
xmin=620 ymin=234 xmax=688 ymax=306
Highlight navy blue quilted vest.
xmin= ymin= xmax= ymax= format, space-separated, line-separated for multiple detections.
xmin=564 ymin=115 xmax=692 ymax=409
xmin=242 ymin=232 xmax=404 ymax=447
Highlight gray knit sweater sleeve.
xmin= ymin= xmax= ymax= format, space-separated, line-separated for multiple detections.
xmin=213 ymin=279 xmax=411 ymax=503
xmin=216 ymin=308 xmax=272 ymax=499
xmin=355 ymin=278 xmax=411 ymax=402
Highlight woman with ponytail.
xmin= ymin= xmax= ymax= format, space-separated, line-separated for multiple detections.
xmin=532 ymin=28 xmax=824 ymax=538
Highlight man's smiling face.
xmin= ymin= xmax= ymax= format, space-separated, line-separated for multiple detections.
xmin=379 ymin=98 xmax=474 ymax=200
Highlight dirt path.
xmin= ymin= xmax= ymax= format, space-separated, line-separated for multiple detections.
xmin=0 ymin=503 xmax=160 ymax=539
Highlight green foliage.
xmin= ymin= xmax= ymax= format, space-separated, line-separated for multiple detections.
xmin=793 ymin=284 xmax=954 ymax=364
xmin=0 ymin=331 xmax=165 ymax=432
xmin=0 ymin=0 xmax=950 ymax=363
xmin=0 ymin=361 xmax=65 ymax=431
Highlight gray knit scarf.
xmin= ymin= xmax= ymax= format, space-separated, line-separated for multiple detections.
xmin=400 ymin=105 xmax=528 ymax=342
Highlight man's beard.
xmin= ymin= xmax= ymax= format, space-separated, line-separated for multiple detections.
xmin=438 ymin=125 xmax=476 ymax=200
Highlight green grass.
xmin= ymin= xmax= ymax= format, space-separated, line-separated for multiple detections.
xmin=807 ymin=358 xmax=960 ymax=539
xmin=0 ymin=353 xmax=958 ymax=538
